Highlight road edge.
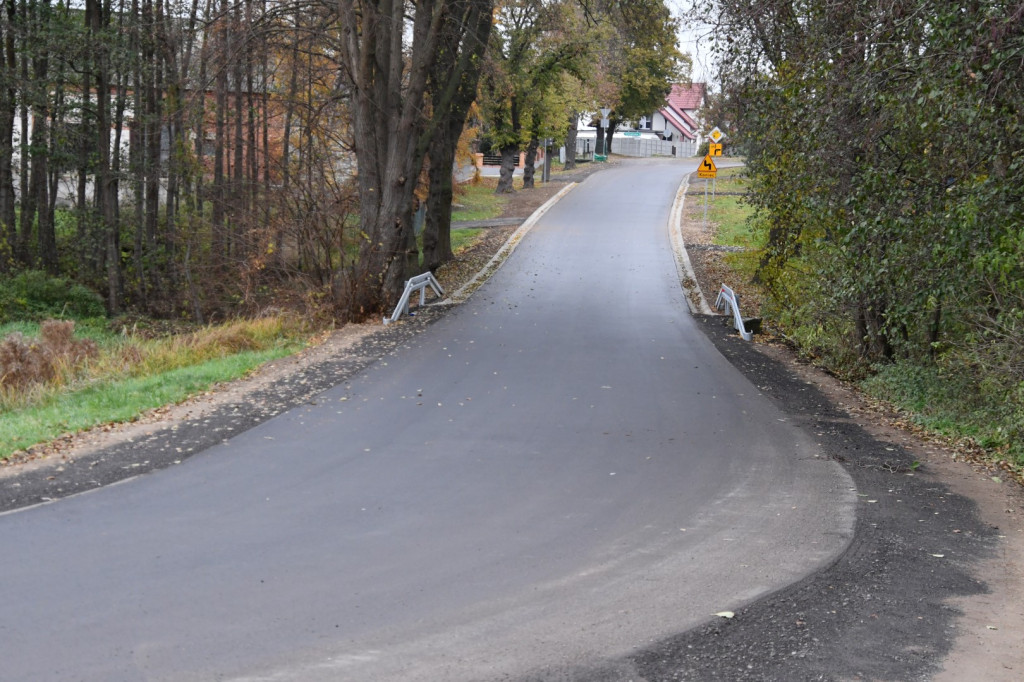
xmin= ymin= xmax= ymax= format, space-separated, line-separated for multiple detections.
xmin=669 ymin=173 xmax=714 ymax=315
xmin=0 ymin=179 xmax=585 ymax=512
xmin=443 ymin=181 xmax=578 ymax=304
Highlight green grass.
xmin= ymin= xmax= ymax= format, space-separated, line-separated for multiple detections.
xmin=861 ymin=361 xmax=1024 ymax=464
xmin=450 ymin=228 xmax=484 ymax=253
xmin=0 ymin=317 xmax=309 ymax=460
xmin=0 ymin=346 xmax=296 ymax=457
xmin=1 ymin=318 xmax=117 ymax=346
xmin=694 ymin=168 xmax=755 ymax=248
xmin=451 ymin=182 xmax=508 ymax=222
xmin=0 ymin=179 xmax=513 ymax=461
xmin=706 ymin=165 xmax=747 ymax=192
xmin=710 ymin=196 xmax=754 ymax=247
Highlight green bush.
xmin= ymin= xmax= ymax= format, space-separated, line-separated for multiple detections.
xmin=862 ymin=360 xmax=1024 ymax=465
xmin=0 ymin=271 xmax=106 ymax=323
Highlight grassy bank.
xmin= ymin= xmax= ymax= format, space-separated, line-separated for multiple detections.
xmin=0 ymin=317 xmax=309 ymax=461
xmin=1 ymin=188 xmax=514 ymax=462
xmin=701 ymin=166 xmax=1023 ymax=467
xmin=451 ymin=180 xmax=508 ymax=222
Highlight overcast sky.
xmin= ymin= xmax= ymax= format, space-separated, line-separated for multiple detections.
xmin=671 ymin=1 xmax=717 ymax=86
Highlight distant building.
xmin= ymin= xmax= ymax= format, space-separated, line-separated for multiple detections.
xmin=642 ymin=83 xmax=706 ymax=154
xmin=572 ymin=83 xmax=707 ymax=159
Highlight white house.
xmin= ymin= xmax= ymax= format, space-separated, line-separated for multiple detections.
xmin=642 ymin=83 xmax=706 ymax=156
xmin=574 ymin=83 xmax=708 ymax=159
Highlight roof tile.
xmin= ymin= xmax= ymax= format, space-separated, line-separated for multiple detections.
xmin=667 ymin=83 xmax=706 ymax=112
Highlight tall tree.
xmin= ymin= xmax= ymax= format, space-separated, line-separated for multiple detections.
xmin=700 ymin=0 xmax=1024 ymax=455
xmin=480 ymin=0 xmax=593 ymax=193
xmin=595 ymin=0 xmax=687 ymax=153
xmin=421 ymin=0 xmax=493 ymax=272
xmin=336 ymin=0 xmax=495 ymax=319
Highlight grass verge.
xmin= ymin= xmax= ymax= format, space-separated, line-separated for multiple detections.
xmin=0 ymin=347 xmax=295 ymax=457
xmin=861 ymin=362 xmax=1024 ymax=466
xmin=452 ymin=180 xmax=509 ymax=222
xmin=1 ymin=317 xmax=309 ymax=461
xmin=707 ymin=168 xmax=751 ymax=248
xmin=450 ymin=228 xmax=485 ymax=252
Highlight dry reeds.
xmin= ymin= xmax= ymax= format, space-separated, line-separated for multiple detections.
xmin=1 ymin=315 xmax=306 ymax=413
xmin=0 ymin=320 xmax=98 ymax=393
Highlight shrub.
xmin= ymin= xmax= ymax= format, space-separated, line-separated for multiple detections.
xmin=0 ymin=320 xmax=98 ymax=393
xmin=0 ymin=270 xmax=106 ymax=323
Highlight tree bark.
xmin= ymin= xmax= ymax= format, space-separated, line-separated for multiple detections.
xmin=0 ymin=0 xmax=16 ymax=269
xmin=91 ymin=0 xmax=120 ymax=312
xmin=563 ymin=110 xmax=578 ymax=170
xmin=422 ymin=151 xmax=454 ymax=272
xmin=15 ymin=0 xmax=28 ymax=264
xmin=29 ymin=0 xmax=56 ymax=272
xmin=211 ymin=0 xmax=227 ymax=269
xmin=337 ymin=0 xmax=493 ymax=319
xmin=421 ymin=0 xmax=493 ymax=271
xmin=496 ymin=144 xmax=519 ymax=193
xmin=522 ymin=135 xmax=538 ymax=189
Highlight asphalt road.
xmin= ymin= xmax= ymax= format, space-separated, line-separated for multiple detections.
xmin=0 ymin=159 xmax=856 ymax=681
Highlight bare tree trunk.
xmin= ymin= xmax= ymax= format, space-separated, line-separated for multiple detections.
xmin=0 ymin=0 xmax=17 ymax=269
xmin=496 ymin=144 xmax=518 ymax=193
xmin=110 ymin=2 xmax=129 ymax=307
xmin=337 ymin=0 xmax=465 ymax=318
xmin=130 ymin=0 xmax=147 ymax=304
xmin=563 ymin=110 xmax=578 ymax=170
xmin=422 ymin=0 xmax=492 ymax=272
xmin=29 ymin=0 xmax=56 ymax=272
xmin=93 ymin=0 xmax=120 ymax=312
xmin=190 ymin=0 xmax=211 ymax=215
xmin=77 ymin=57 xmax=94 ymax=276
xmin=15 ymin=0 xmax=31 ymax=263
xmin=422 ymin=151 xmax=455 ymax=272
xmin=522 ymin=135 xmax=538 ymax=189
xmin=232 ymin=0 xmax=244 ymax=253
xmin=211 ymin=0 xmax=227 ymax=269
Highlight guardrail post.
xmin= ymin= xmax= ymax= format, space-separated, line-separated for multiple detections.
xmin=384 ymin=272 xmax=445 ymax=324
xmin=714 ymin=283 xmax=753 ymax=341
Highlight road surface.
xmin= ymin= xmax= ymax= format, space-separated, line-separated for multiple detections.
xmin=0 ymin=159 xmax=855 ymax=681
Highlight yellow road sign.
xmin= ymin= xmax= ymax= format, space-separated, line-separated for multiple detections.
xmin=708 ymin=127 xmax=724 ymax=143
xmin=697 ymin=154 xmax=717 ymax=178
xmin=709 ymin=142 xmax=723 ymax=157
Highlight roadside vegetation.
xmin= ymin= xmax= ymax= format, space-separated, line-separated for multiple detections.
xmin=0 ymin=0 xmax=687 ymax=461
xmin=703 ymin=167 xmax=753 ymax=248
xmin=451 ymin=179 xmax=510 ymax=223
xmin=0 ymin=276 xmax=309 ymax=460
xmin=698 ymin=0 xmax=1024 ymax=466
xmin=0 ymin=214 xmax=499 ymax=461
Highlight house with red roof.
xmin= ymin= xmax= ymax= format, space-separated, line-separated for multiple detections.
xmin=638 ymin=82 xmax=706 ymax=156
xmin=572 ymin=82 xmax=707 ymax=159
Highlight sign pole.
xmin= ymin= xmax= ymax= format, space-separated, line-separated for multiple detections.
xmin=703 ymin=179 xmax=709 ymax=229
xmin=697 ymin=151 xmax=717 ymax=230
